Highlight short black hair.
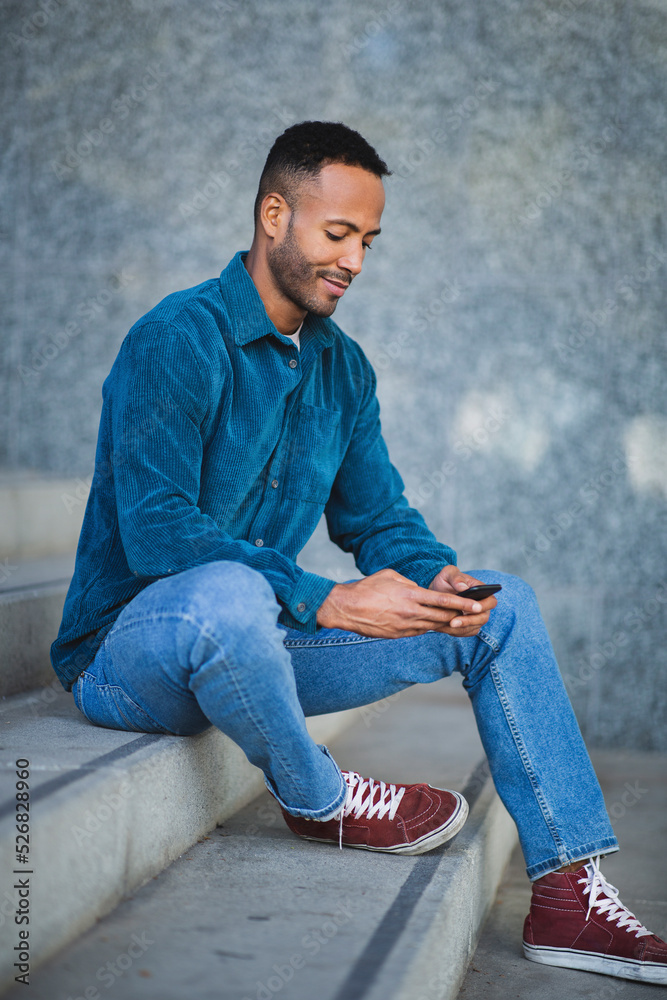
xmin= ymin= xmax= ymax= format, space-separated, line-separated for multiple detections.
xmin=253 ymin=120 xmax=391 ymax=226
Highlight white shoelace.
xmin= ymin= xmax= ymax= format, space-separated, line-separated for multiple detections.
xmin=580 ymin=855 xmax=652 ymax=937
xmin=333 ymin=771 xmax=406 ymax=849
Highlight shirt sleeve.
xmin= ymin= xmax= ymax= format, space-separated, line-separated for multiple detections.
xmin=324 ymin=356 xmax=457 ymax=587
xmin=110 ymin=322 xmax=334 ymax=632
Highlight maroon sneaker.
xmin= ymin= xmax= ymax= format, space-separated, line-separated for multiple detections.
xmin=279 ymin=769 xmax=468 ymax=855
xmin=523 ymin=856 xmax=667 ymax=984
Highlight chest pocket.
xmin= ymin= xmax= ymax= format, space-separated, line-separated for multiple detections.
xmin=283 ymin=403 xmax=342 ymax=504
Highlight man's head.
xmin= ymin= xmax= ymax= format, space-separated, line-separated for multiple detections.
xmin=247 ymin=121 xmax=390 ymax=329
xmin=253 ymin=121 xmax=390 ymax=228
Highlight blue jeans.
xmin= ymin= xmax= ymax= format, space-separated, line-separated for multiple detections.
xmin=72 ymin=561 xmax=618 ymax=879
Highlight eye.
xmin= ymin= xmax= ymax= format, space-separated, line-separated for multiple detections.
xmin=326 ymin=232 xmax=344 ymax=242
xmin=362 ymin=242 xmax=373 ymax=251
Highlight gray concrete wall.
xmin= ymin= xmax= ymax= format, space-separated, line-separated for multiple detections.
xmin=2 ymin=0 xmax=666 ymax=750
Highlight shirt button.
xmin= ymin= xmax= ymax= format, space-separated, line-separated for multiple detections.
xmin=288 ymin=358 xmax=298 ymax=369
xmin=271 ymin=479 xmax=279 ymax=488
xmin=255 ymin=538 xmax=264 ymax=547
xmin=297 ymin=602 xmax=306 ymax=613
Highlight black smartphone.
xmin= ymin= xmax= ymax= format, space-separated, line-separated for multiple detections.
xmin=457 ymin=584 xmax=502 ymax=600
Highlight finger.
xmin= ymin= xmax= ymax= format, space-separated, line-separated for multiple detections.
xmin=448 ymin=610 xmax=491 ymax=629
xmin=422 ymin=593 xmax=485 ymax=615
xmin=445 ymin=624 xmax=483 ymax=637
xmin=429 ymin=620 xmax=484 ymax=637
xmin=437 ymin=566 xmax=481 ymax=592
xmin=414 ymin=583 xmax=485 ymax=611
xmin=454 ymin=594 xmax=498 ymax=618
xmin=452 ymin=572 xmax=484 ymax=592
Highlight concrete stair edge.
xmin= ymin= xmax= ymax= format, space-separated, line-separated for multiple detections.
xmin=0 ymin=701 xmax=361 ymax=991
xmin=0 ymin=585 xmax=69 ymax=698
xmin=338 ymin=767 xmax=518 ymax=1000
xmin=0 ymin=475 xmax=87 ymax=562
xmin=395 ymin=789 xmax=518 ymax=1000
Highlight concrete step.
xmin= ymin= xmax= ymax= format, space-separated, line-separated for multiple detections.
xmin=0 ymin=682 xmax=361 ymax=993
xmin=0 ymin=473 xmax=87 ymax=562
xmin=0 ymin=679 xmax=518 ymax=1000
xmin=0 ymin=553 xmax=75 ymax=698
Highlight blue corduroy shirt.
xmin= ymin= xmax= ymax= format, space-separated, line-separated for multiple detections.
xmin=50 ymin=251 xmax=457 ymax=690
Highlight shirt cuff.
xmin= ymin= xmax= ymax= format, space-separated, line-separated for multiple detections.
xmin=403 ymin=551 xmax=458 ymax=589
xmin=278 ymin=570 xmax=337 ymax=633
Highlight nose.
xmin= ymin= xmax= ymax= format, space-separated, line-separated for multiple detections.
xmin=335 ymin=240 xmax=365 ymax=277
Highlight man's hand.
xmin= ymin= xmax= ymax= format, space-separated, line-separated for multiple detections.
xmin=427 ymin=565 xmax=497 ymax=636
xmin=316 ymin=566 xmax=496 ymax=638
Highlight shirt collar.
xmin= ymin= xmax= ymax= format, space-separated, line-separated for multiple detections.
xmin=219 ymin=251 xmax=336 ymax=351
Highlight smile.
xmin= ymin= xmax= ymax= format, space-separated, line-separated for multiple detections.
xmin=321 ymin=276 xmax=349 ymax=298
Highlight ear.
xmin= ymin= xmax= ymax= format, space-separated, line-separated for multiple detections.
xmin=257 ymin=192 xmax=291 ymax=241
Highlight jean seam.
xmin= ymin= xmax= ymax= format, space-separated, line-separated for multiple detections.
xmin=112 ymin=691 xmax=151 ymax=732
xmin=78 ymin=672 xmax=169 ymax=733
xmin=477 ymin=628 xmax=500 ymax=653
xmin=106 ymin=611 xmax=237 ymax=635
xmin=102 ymin=611 xmax=305 ymax=779
xmin=265 ymin=745 xmax=347 ymax=819
xmin=527 ymin=839 xmax=620 ymax=880
xmin=484 ymin=648 xmax=567 ymax=859
xmin=186 ymin=619 xmax=305 ymax=787
xmin=107 ymin=684 xmax=168 ymax=733
xmin=76 ymin=672 xmax=88 ymax=719
xmin=283 ymin=635 xmax=379 ymax=648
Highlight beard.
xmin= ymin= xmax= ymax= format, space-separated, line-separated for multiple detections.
xmin=266 ymin=217 xmax=350 ymax=317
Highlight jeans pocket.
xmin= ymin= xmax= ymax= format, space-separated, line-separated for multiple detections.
xmin=75 ymin=670 xmax=171 ymax=734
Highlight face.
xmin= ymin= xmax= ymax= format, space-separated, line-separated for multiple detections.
xmin=265 ymin=163 xmax=385 ymax=317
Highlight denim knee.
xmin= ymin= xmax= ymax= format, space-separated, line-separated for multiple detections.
xmin=468 ymin=569 xmax=536 ymax=603
xmin=467 ymin=570 xmax=539 ymax=634
xmin=170 ymin=560 xmax=280 ymax=631
xmin=501 ymin=572 xmax=535 ymax=597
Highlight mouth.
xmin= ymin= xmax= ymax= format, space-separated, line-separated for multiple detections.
xmin=320 ymin=276 xmax=349 ymax=298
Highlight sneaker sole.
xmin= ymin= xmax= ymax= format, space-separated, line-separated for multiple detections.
xmin=523 ymin=942 xmax=667 ymax=985
xmin=297 ymin=790 xmax=469 ymax=856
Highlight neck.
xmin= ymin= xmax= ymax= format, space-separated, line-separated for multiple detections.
xmin=244 ymin=243 xmax=306 ymax=335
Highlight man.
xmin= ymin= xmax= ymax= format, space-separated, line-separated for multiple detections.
xmin=52 ymin=121 xmax=666 ymax=985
